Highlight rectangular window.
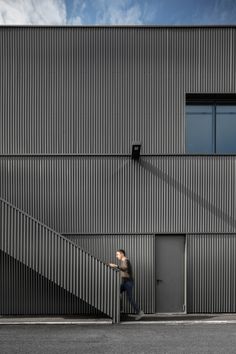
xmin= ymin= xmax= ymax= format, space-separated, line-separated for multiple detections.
xmin=186 ymin=105 xmax=214 ymax=153
xmin=186 ymin=95 xmax=236 ymax=154
xmin=216 ymin=106 xmax=236 ymax=153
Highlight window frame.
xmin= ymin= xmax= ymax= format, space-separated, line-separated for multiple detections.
xmin=185 ymin=94 xmax=236 ymax=155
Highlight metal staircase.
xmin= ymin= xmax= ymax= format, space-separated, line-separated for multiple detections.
xmin=0 ymin=197 xmax=120 ymax=323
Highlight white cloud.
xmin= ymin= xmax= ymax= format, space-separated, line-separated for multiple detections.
xmin=110 ymin=4 xmax=142 ymax=24
xmin=95 ymin=0 xmax=143 ymax=25
xmin=0 ymin=0 xmax=67 ymax=25
xmin=68 ymin=14 xmax=82 ymax=25
xmin=68 ymin=0 xmax=86 ymax=25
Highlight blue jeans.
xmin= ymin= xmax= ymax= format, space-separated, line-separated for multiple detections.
xmin=120 ymin=279 xmax=140 ymax=313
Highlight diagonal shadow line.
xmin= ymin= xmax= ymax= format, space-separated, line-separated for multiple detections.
xmin=111 ymin=159 xmax=132 ymax=179
xmin=140 ymin=159 xmax=236 ymax=231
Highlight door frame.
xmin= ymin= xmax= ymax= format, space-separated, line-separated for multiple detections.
xmin=155 ymin=234 xmax=187 ymax=314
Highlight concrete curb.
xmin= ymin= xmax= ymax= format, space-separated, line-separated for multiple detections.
xmin=2 ymin=316 xmax=236 ymax=325
xmin=2 ymin=320 xmax=236 ymax=325
xmin=0 ymin=319 xmax=112 ymax=325
xmin=121 ymin=320 xmax=236 ymax=325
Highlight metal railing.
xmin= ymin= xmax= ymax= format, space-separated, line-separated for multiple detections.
xmin=0 ymin=197 xmax=120 ymax=323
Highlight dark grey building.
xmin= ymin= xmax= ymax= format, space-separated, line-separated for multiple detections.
xmin=1 ymin=26 xmax=236 ymax=323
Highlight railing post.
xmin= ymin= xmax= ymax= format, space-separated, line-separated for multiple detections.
xmin=112 ymin=269 xmax=120 ymax=324
xmin=0 ymin=201 xmax=2 ymax=251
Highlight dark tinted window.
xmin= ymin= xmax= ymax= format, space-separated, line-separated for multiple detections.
xmin=216 ymin=106 xmax=236 ymax=153
xmin=186 ymin=104 xmax=236 ymax=154
xmin=186 ymin=106 xmax=214 ymax=153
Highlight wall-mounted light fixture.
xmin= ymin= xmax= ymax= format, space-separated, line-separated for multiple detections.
xmin=131 ymin=141 xmax=142 ymax=160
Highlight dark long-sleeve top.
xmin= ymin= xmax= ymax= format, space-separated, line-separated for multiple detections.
xmin=117 ymin=257 xmax=133 ymax=280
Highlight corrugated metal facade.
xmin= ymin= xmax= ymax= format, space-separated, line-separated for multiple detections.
xmin=0 ymin=156 xmax=235 ymax=234
xmin=0 ymin=26 xmax=236 ymax=315
xmin=187 ymin=234 xmax=236 ymax=313
xmin=0 ymin=250 xmax=101 ymax=316
xmin=0 ymin=27 xmax=235 ymax=155
xmin=0 ymin=198 xmax=120 ymax=322
xmin=66 ymin=234 xmax=155 ymax=313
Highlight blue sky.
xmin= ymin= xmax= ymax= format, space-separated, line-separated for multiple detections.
xmin=0 ymin=0 xmax=236 ymax=25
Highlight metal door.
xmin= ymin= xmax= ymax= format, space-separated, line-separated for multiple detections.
xmin=155 ymin=235 xmax=185 ymax=313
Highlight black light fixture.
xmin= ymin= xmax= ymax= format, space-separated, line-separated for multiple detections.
xmin=131 ymin=141 xmax=142 ymax=160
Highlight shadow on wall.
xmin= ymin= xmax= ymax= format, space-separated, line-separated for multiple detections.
xmin=0 ymin=250 xmax=103 ymax=316
xmin=139 ymin=159 xmax=236 ymax=231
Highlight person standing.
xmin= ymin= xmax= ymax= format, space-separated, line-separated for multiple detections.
xmin=109 ymin=249 xmax=144 ymax=320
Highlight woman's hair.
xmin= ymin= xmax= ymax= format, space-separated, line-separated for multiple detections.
xmin=117 ymin=249 xmax=126 ymax=256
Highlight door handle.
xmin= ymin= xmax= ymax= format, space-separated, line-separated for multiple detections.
xmin=156 ymin=279 xmax=163 ymax=282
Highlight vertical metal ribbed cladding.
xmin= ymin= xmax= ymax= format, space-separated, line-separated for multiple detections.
xmin=66 ymin=234 xmax=155 ymax=313
xmin=0 ymin=249 xmax=104 ymax=316
xmin=0 ymin=156 xmax=235 ymax=234
xmin=0 ymin=198 xmax=120 ymax=322
xmin=187 ymin=234 xmax=236 ymax=313
xmin=0 ymin=27 xmax=235 ymax=154
xmin=0 ymin=26 xmax=236 ymax=315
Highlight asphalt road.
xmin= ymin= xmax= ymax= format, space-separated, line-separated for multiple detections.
xmin=1 ymin=323 xmax=236 ymax=354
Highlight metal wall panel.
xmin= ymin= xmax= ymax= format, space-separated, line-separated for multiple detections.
xmin=0 ymin=250 xmax=101 ymax=316
xmin=187 ymin=234 xmax=236 ymax=313
xmin=0 ymin=198 xmax=120 ymax=322
xmin=0 ymin=156 xmax=235 ymax=234
xmin=66 ymin=234 xmax=155 ymax=313
xmin=0 ymin=27 xmax=235 ymax=155
xmin=1 ymin=27 xmax=236 ymax=315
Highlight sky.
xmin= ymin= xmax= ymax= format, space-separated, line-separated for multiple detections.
xmin=0 ymin=0 xmax=236 ymax=25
